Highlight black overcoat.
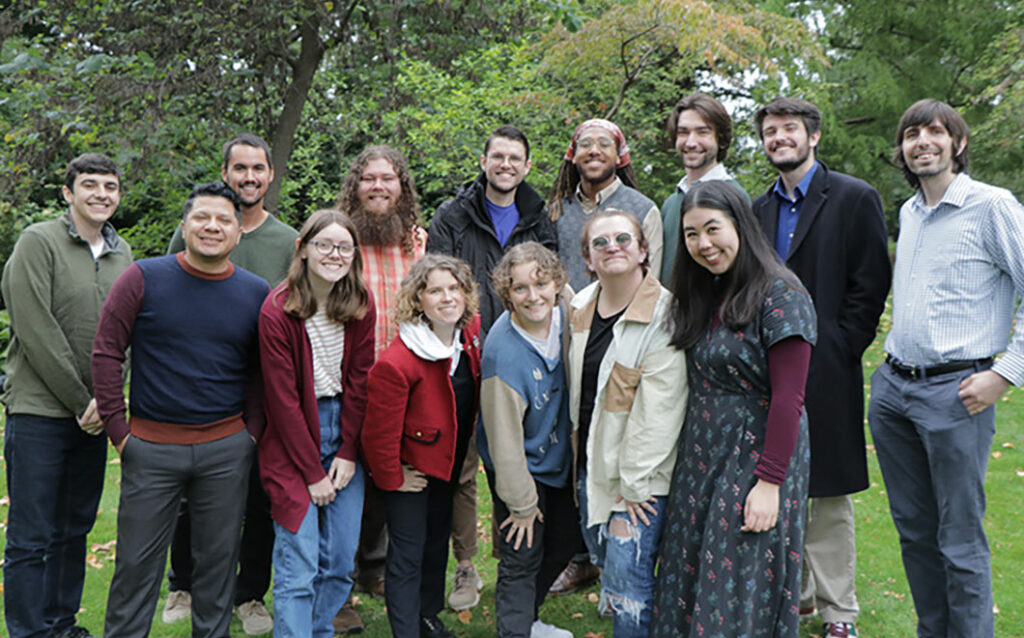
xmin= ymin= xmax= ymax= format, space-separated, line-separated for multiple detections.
xmin=754 ymin=161 xmax=891 ymax=497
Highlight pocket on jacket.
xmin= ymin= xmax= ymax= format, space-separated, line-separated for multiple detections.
xmin=604 ymin=362 xmax=642 ymax=412
xmin=403 ymin=427 xmax=441 ymax=444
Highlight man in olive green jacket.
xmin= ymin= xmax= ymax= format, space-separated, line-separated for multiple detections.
xmin=2 ymin=153 xmax=132 ymax=638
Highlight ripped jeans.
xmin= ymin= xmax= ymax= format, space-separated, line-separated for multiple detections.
xmin=578 ymin=474 xmax=666 ymax=638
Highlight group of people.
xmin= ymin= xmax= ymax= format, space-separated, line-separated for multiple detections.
xmin=3 ymin=92 xmax=1020 ymax=638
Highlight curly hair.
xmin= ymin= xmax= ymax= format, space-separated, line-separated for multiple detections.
xmin=393 ymin=254 xmax=479 ymax=329
xmin=336 ymin=145 xmax=421 ymax=252
xmin=278 ymin=209 xmax=370 ymax=323
xmin=491 ymin=242 xmax=567 ymax=310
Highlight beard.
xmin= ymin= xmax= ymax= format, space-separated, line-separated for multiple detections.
xmin=349 ymin=201 xmax=413 ymax=247
xmin=767 ymin=145 xmax=811 ymax=173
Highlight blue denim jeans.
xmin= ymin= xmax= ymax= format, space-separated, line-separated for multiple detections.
xmin=578 ymin=473 xmax=666 ymax=638
xmin=272 ymin=396 xmax=365 ymax=638
xmin=3 ymin=412 xmax=107 ymax=638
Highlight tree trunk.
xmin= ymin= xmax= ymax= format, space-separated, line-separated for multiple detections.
xmin=265 ymin=12 xmax=324 ymax=215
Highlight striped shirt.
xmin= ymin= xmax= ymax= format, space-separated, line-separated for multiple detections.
xmin=306 ymin=308 xmax=345 ymax=398
xmin=361 ymin=227 xmax=427 ymax=359
xmin=885 ymin=173 xmax=1024 ymax=386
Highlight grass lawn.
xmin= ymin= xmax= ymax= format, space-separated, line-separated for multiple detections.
xmin=1 ymin=310 xmax=1023 ymax=637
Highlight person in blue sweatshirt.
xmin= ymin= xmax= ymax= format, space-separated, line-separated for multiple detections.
xmin=478 ymin=242 xmax=580 ymax=638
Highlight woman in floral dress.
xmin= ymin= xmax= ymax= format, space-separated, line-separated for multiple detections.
xmin=652 ymin=181 xmax=817 ymax=638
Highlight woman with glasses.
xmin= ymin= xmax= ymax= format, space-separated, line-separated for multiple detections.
xmin=257 ymin=209 xmax=375 ymax=636
xmin=651 ymin=181 xmax=816 ymax=637
xmin=568 ymin=209 xmax=687 ymax=637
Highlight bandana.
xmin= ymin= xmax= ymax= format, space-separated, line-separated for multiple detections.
xmin=563 ymin=118 xmax=631 ymax=168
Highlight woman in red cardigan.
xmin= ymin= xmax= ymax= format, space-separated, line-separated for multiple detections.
xmin=258 ymin=209 xmax=376 ymax=636
xmin=361 ymin=253 xmax=482 ymax=638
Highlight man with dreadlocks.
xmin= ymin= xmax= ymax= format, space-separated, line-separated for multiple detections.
xmin=548 ymin=119 xmax=662 ymax=292
xmin=331 ymin=144 xmax=428 ymax=633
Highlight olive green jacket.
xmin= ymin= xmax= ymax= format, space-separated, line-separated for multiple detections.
xmin=1 ymin=212 xmax=132 ymax=418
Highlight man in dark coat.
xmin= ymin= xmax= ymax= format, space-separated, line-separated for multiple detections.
xmin=426 ymin=124 xmax=557 ymax=613
xmin=752 ymin=97 xmax=891 ymax=638
xmin=428 ymin=125 xmax=557 ymax=336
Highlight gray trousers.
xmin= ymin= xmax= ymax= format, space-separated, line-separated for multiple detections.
xmin=868 ymin=362 xmax=994 ymax=638
xmin=104 ymin=431 xmax=254 ymax=637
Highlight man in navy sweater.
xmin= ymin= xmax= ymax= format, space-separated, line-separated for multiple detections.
xmin=92 ymin=182 xmax=270 ymax=637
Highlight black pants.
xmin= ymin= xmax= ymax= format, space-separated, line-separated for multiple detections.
xmin=487 ymin=470 xmax=582 ymax=638
xmin=354 ymin=479 xmax=389 ymax=584
xmin=167 ymin=452 xmax=274 ymax=604
xmin=384 ymin=477 xmax=455 ymax=638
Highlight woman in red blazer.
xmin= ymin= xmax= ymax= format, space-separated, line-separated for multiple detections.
xmin=258 ymin=209 xmax=376 ymax=636
xmin=361 ymin=254 xmax=482 ymax=638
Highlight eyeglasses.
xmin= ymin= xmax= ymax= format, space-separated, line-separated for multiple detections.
xmin=576 ymin=136 xmax=615 ymax=151
xmin=309 ymin=239 xmax=356 ymax=257
xmin=590 ymin=232 xmax=634 ymax=252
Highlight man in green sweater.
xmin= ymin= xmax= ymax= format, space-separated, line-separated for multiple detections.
xmin=163 ymin=134 xmax=298 ymax=635
xmin=2 ymin=153 xmax=133 ymax=638
xmin=659 ymin=92 xmax=749 ymax=284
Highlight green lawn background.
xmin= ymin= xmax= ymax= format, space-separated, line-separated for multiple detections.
xmin=1 ymin=305 xmax=1022 ymax=637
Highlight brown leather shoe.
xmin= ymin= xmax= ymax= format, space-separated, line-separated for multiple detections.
xmin=332 ymin=599 xmax=364 ymax=634
xmin=548 ymin=559 xmax=601 ymax=596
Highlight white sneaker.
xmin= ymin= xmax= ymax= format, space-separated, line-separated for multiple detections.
xmin=235 ymin=600 xmax=274 ymax=635
xmin=161 ymin=590 xmax=191 ymax=623
xmin=531 ymin=619 xmax=573 ymax=638
xmin=448 ymin=563 xmax=483 ymax=610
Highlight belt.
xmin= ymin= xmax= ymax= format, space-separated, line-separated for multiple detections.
xmin=885 ymin=355 xmax=991 ymax=380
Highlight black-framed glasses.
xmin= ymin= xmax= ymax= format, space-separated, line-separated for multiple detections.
xmin=309 ymin=239 xmax=356 ymax=257
xmin=590 ymin=232 xmax=634 ymax=252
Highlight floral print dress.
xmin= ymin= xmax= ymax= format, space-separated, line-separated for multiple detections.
xmin=652 ymin=280 xmax=817 ymax=638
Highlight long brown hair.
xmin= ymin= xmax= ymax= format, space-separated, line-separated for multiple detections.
xmin=280 ymin=209 xmax=370 ymax=323
xmin=335 ymin=145 xmax=421 ymax=252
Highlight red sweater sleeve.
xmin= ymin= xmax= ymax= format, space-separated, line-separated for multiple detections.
xmin=259 ymin=298 xmax=326 ymax=486
xmin=754 ymin=336 xmax=812 ymax=485
xmin=337 ymin=294 xmax=376 ymax=461
xmin=92 ymin=264 xmax=144 ymax=446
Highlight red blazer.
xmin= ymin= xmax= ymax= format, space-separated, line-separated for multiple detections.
xmin=361 ymin=316 xmax=482 ymax=491
xmin=258 ymin=284 xmax=376 ymax=533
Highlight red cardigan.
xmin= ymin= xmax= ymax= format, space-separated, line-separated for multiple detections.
xmin=361 ymin=316 xmax=481 ymax=491
xmin=258 ymin=284 xmax=376 ymax=533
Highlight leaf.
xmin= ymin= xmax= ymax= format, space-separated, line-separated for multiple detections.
xmin=457 ymin=610 xmax=473 ymax=624
xmin=587 ymin=592 xmax=600 ymax=603
xmin=86 ymin=553 xmax=104 ymax=569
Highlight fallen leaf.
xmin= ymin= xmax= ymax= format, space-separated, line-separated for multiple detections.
xmin=91 ymin=540 xmax=116 ymax=553
xmin=108 ymin=457 xmax=121 ymax=465
xmin=992 ymin=451 xmax=1002 ymax=459
xmin=457 ymin=610 xmax=473 ymax=625
xmin=587 ymin=592 xmax=599 ymax=603
xmin=585 ymin=633 xmax=604 ymax=638
xmin=0 ymin=496 xmax=10 ymax=506
xmin=1002 ymin=442 xmax=1015 ymax=448
xmin=86 ymin=553 xmax=104 ymax=569
xmin=1015 ymin=470 xmax=1024 ymax=477
xmin=571 ymin=612 xmax=584 ymax=618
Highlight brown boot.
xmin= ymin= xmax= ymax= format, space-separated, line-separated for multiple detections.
xmin=332 ymin=597 xmax=364 ymax=635
xmin=548 ymin=559 xmax=601 ymax=596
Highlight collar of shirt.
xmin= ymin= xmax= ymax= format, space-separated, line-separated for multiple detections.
xmin=676 ymin=163 xmax=732 ymax=193
xmin=772 ymin=160 xmax=818 ymax=204
xmin=575 ymin=175 xmax=622 ymax=210
xmin=908 ymin=172 xmax=972 ymax=217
